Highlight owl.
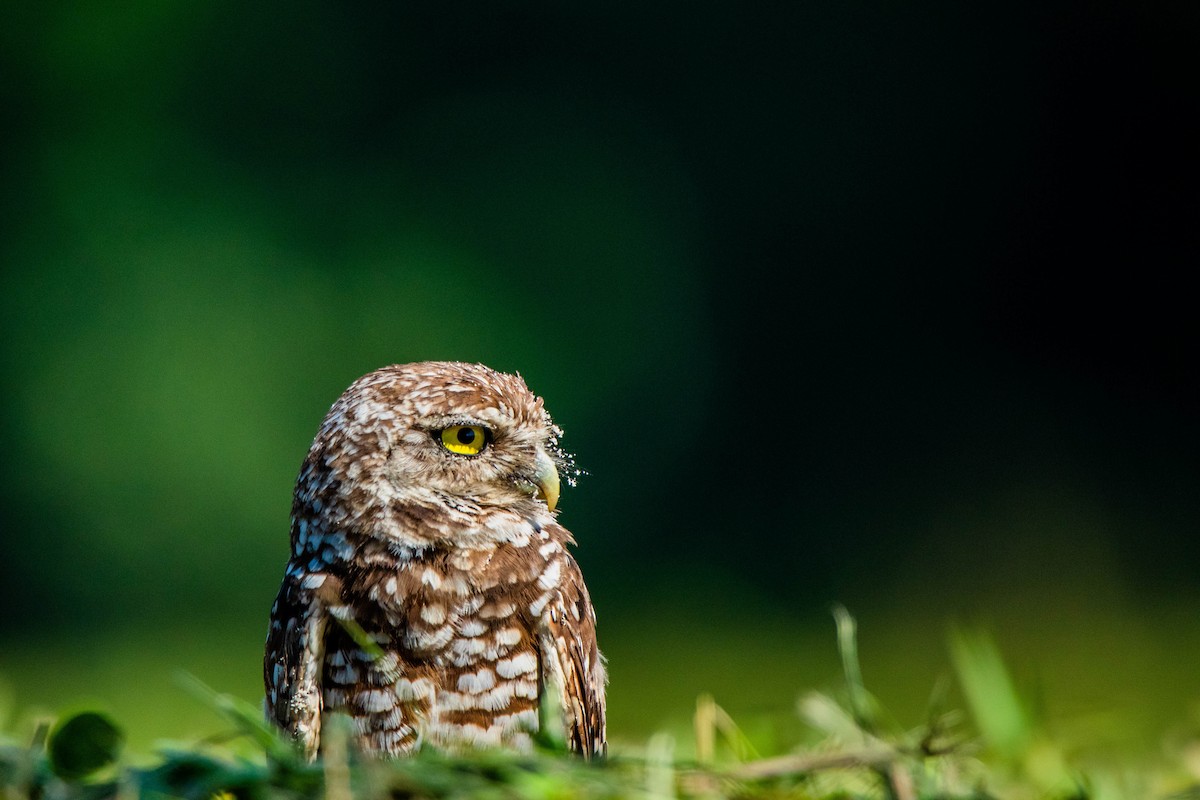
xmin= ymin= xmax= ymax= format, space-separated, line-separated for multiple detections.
xmin=263 ymin=362 xmax=606 ymax=759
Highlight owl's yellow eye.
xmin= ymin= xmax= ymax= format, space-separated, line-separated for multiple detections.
xmin=439 ymin=425 xmax=489 ymax=456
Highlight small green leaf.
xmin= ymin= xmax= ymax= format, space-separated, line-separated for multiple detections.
xmin=534 ymin=686 xmax=568 ymax=753
xmin=948 ymin=627 xmax=1032 ymax=759
xmin=174 ymin=672 xmax=299 ymax=765
xmin=47 ymin=712 xmax=124 ymax=780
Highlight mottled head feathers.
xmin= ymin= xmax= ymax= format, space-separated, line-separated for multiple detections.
xmin=293 ymin=362 xmax=572 ymax=549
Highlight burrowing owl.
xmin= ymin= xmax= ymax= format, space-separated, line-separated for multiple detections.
xmin=264 ymin=362 xmax=605 ymax=759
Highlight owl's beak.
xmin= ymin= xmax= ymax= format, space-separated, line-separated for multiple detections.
xmin=534 ymin=448 xmax=561 ymax=512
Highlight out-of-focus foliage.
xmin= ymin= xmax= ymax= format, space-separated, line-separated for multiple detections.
xmin=1 ymin=0 xmax=1197 ymax=763
xmin=46 ymin=712 xmax=125 ymax=782
xmin=5 ymin=616 xmax=1200 ymax=800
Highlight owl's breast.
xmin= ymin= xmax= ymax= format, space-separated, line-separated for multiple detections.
xmin=323 ymin=523 xmax=571 ymax=753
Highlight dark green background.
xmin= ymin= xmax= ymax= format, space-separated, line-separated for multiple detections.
xmin=2 ymin=0 xmax=1196 ymax=755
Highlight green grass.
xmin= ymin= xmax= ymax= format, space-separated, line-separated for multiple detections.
xmin=4 ymin=609 xmax=1200 ymax=800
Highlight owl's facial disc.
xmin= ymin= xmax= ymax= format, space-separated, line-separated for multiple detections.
xmin=403 ymin=417 xmax=559 ymax=513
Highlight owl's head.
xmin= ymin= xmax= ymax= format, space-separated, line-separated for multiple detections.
xmin=294 ymin=362 xmax=574 ymax=546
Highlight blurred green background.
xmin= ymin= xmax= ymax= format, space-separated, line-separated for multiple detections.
xmin=1 ymin=0 xmax=1197 ymax=760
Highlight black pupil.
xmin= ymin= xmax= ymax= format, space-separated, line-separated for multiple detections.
xmin=456 ymin=427 xmax=476 ymax=445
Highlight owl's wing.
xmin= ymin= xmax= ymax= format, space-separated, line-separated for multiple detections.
xmin=538 ymin=555 xmax=607 ymax=758
xmin=264 ymin=564 xmax=329 ymax=761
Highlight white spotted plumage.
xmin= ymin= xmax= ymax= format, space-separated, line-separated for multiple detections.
xmin=264 ymin=362 xmax=606 ymax=759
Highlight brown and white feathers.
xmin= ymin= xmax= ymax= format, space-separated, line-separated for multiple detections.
xmin=264 ymin=362 xmax=605 ymax=759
